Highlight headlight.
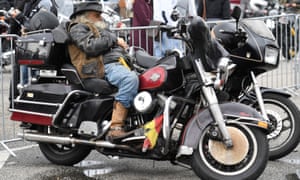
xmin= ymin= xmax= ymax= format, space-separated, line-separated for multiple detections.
xmin=265 ymin=46 xmax=279 ymax=65
xmin=134 ymin=91 xmax=154 ymax=113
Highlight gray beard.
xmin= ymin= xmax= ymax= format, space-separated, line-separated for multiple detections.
xmin=94 ymin=21 xmax=107 ymax=30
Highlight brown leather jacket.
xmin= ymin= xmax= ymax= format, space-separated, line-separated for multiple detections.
xmin=68 ymin=22 xmax=105 ymax=79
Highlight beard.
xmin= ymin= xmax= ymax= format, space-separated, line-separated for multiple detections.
xmin=75 ymin=14 xmax=107 ymax=30
xmin=94 ymin=21 xmax=107 ymax=30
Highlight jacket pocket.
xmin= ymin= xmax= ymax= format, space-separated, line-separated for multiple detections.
xmin=81 ymin=60 xmax=98 ymax=75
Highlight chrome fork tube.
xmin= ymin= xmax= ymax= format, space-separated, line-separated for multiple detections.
xmin=194 ymin=59 xmax=233 ymax=148
xmin=250 ymin=71 xmax=269 ymax=121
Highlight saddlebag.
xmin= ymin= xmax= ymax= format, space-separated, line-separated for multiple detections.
xmin=15 ymin=30 xmax=69 ymax=68
xmin=10 ymin=83 xmax=78 ymax=125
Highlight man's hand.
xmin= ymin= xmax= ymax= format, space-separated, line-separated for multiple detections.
xmin=117 ymin=37 xmax=128 ymax=49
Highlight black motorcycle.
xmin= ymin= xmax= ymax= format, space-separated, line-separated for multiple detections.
xmin=212 ymin=6 xmax=300 ymax=160
xmin=9 ymin=6 xmax=271 ymax=180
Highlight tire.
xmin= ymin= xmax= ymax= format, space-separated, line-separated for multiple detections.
xmin=191 ymin=124 xmax=268 ymax=180
xmin=39 ymin=143 xmax=92 ymax=166
xmin=37 ymin=127 xmax=92 ymax=166
xmin=261 ymin=93 xmax=300 ymax=160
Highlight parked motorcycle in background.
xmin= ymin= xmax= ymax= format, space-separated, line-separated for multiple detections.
xmin=212 ymin=6 xmax=300 ymax=160
xmin=9 ymin=2 xmax=271 ymax=179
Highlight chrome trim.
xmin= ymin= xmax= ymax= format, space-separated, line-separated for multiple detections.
xmin=122 ymin=136 xmax=146 ymax=142
xmin=18 ymin=132 xmax=117 ymax=148
xmin=176 ymin=145 xmax=194 ymax=158
xmin=14 ymin=99 xmax=60 ymax=107
xmin=9 ymin=109 xmax=53 ymax=117
xmin=163 ymin=96 xmax=173 ymax=141
xmin=250 ymin=71 xmax=269 ymax=121
xmin=52 ymin=90 xmax=93 ymax=124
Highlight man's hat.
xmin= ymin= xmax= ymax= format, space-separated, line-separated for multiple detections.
xmin=70 ymin=1 xmax=103 ymax=19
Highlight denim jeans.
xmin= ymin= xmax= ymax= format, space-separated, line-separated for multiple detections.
xmin=20 ymin=65 xmax=39 ymax=85
xmin=104 ymin=63 xmax=139 ymax=108
xmin=154 ymin=32 xmax=183 ymax=57
xmin=20 ymin=65 xmax=29 ymax=85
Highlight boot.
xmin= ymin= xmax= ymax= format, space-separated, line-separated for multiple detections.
xmin=107 ymin=101 xmax=128 ymax=140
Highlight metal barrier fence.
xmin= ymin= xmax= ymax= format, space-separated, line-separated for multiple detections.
xmin=0 ymin=34 xmax=20 ymax=156
xmin=1 ymin=14 xmax=300 ymax=154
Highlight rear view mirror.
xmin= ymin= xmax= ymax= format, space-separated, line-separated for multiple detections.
xmin=231 ymin=6 xmax=241 ymax=20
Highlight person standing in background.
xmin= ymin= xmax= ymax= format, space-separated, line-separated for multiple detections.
xmin=131 ymin=0 xmax=153 ymax=55
xmin=197 ymin=0 xmax=231 ymax=20
xmin=152 ymin=0 xmax=197 ymax=57
xmin=119 ymin=0 xmax=127 ymax=18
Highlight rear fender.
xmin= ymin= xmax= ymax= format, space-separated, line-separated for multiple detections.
xmin=179 ymin=102 xmax=270 ymax=154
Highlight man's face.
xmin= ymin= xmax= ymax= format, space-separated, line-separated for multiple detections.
xmin=87 ymin=11 xmax=102 ymax=23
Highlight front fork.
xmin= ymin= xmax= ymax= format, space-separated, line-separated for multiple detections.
xmin=250 ymin=71 xmax=269 ymax=121
xmin=194 ymin=58 xmax=233 ymax=148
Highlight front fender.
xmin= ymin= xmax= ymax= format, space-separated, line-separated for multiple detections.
xmin=239 ymin=87 xmax=292 ymax=104
xmin=260 ymin=87 xmax=292 ymax=98
xmin=180 ymin=102 xmax=269 ymax=151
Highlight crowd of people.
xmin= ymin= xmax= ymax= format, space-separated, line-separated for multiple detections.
xmin=128 ymin=0 xmax=231 ymax=56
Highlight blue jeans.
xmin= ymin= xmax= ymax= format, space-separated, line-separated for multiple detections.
xmin=20 ymin=65 xmax=38 ymax=85
xmin=20 ymin=65 xmax=29 ymax=85
xmin=154 ymin=32 xmax=183 ymax=57
xmin=104 ymin=63 xmax=139 ymax=108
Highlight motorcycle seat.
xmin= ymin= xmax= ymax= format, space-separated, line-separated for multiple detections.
xmin=61 ymin=64 xmax=114 ymax=95
xmin=135 ymin=50 xmax=160 ymax=68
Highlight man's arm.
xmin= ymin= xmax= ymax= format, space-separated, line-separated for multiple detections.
xmin=69 ymin=23 xmax=118 ymax=57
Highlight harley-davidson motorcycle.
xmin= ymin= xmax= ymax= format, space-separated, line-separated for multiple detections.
xmin=211 ymin=6 xmax=300 ymax=160
xmin=9 ymin=5 xmax=271 ymax=180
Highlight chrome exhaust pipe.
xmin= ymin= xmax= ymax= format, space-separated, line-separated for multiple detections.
xmin=18 ymin=132 xmax=117 ymax=148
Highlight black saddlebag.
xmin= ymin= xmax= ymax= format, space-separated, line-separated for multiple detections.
xmin=13 ymin=83 xmax=76 ymax=114
xmin=15 ymin=30 xmax=70 ymax=69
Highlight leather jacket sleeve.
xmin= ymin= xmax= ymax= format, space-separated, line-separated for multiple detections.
xmin=69 ymin=23 xmax=118 ymax=57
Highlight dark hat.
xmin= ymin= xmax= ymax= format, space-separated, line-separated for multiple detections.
xmin=70 ymin=1 xmax=103 ymax=19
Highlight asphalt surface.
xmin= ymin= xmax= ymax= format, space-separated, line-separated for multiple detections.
xmin=1 ymin=143 xmax=300 ymax=180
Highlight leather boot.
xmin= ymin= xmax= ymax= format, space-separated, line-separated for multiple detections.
xmin=107 ymin=101 xmax=128 ymax=140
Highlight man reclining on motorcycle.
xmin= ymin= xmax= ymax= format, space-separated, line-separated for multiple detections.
xmin=67 ymin=1 xmax=139 ymax=141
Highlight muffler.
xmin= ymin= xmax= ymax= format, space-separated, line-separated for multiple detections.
xmin=18 ymin=132 xmax=118 ymax=148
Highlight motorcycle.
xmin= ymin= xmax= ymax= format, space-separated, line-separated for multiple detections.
xmin=211 ymin=6 xmax=300 ymax=160
xmin=9 ymin=5 xmax=271 ymax=180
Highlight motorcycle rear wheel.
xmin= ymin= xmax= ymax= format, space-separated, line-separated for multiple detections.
xmin=37 ymin=127 xmax=92 ymax=166
xmin=191 ymin=124 xmax=268 ymax=180
xmin=39 ymin=142 xmax=92 ymax=166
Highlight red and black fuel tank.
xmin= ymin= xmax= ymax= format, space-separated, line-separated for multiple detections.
xmin=139 ymin=55 xmax=184 ymax=92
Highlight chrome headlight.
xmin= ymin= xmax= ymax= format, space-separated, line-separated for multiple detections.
xmin=265 ymin=46 xmax=279 ymax=65
xmin=133 ymin=91 xmax=154 ymax=113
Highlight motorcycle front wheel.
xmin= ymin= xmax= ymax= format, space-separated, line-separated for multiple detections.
xmin=191 ymin=124 xmax=268 ymax=180
xmin=261 ymin=93 xmax=300 ymax=160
